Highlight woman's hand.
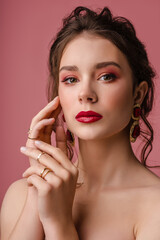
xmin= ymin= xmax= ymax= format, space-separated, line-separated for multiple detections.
xmin=20 ymin=136 xmax=79 ymax=231
xmin=26 ymin=96 xmax=62 ymax=165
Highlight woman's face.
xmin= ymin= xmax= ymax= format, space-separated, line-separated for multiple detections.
xmin=58 ymin=32 xmax=135 ymax=141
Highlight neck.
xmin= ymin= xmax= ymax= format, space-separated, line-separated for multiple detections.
xmin=77 ymin=129 xmax=137 ymax=193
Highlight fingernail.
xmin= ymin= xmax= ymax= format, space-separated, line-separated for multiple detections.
xmin=35 ymin=140 xmax=42 ymax=145
xmin=54 ymin=96 xmax=59 ymax=101
xmin=48 ymin=96 xmax=59 ymax=105
xmin=20 ymin=146 xmax=27 ymax=152
xmin=48 ymin=118 xmax=55 ymax=121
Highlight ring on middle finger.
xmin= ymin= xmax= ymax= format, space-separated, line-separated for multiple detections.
xmin=40 ymin=167 xmax=52 ymax=179
xmin=37 ymin=151 xmax=46 ymax=162
xmin=42 ymin=169 xmax=52 ymax=179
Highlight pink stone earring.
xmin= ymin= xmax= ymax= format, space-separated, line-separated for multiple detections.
xmin=130 ymin=103 xmax=141 ymax=143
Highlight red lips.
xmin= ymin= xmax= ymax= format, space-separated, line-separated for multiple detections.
xmin=75 ymin=111 xmax=103 ymax=123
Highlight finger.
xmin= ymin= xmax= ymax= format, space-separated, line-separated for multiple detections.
xmin=23 ymin=165 xmax=57 ymax=183
xmin=20 ymin=145 xmax=39 ymax=165
xmin=27 ymin=118 xmax=55 ymax=140
xmin=44 ymin=103 xmax=62 ymax=134
xmin=27 ymin=174 xmax=66 ymax=199
xmin=20 ymin=147 xmax=65 ymax=174
xmin=23 ymin=159 xmax=73 ymax=185
xmin=23 ymin=163 xmax=47 ymax=178
xmin=30 ymin=96 xmax=60 ymax=130
xmin=56 ymin=126 xmax=68 ymax=156
xmin=27 ymin=174 xmax=53 ymax=197
xmin=34 ymin=141 xmax=75 ymax=172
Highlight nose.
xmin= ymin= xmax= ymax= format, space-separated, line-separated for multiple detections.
xmin=78 ymin=81 xmax=98 ymax=104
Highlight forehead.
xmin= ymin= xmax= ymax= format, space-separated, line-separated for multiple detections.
xmin=60 ymin=32 xmax=130 ymax=72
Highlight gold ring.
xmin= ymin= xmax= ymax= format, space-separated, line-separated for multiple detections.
xmin=28 ymin=136 xmax=39 ymax=140
xmin=37 ymin=152 xmax=45 ymax=161
xmin=40 ymin=167 xmax=48 ymax=177
xmin=40 ymin=167 xmax=52 ymax=179
xmin=42 ymin=169 xmax=52 ymax=179
xmin=28 ymin=128 xmax=33 ymax=135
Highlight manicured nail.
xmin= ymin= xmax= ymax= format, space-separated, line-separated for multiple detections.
xmin=48 ymin=96 xmax=59 ymax=105
xmin=35 ymin=140 xmax=42 ymax=145
xmin=20 ymin=146 xmax=27 ymax=152
xmin=54 ymin=96 xmax=59 ymax=101
xmin=47 ymin=118 xmax=55 ymax=122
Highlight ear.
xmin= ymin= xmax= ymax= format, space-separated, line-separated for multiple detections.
xmin=133 ymin=81 xmax=148 ymax=105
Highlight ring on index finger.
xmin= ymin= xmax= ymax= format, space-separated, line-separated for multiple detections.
xmin=28 ymin=136 xmax=39 ymax=140
xmin=28 ymin=128 xmax=33 ymax=136
xmin=27 ymin=128 xmax=39 ymax=140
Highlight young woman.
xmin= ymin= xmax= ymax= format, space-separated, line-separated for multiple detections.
xmin=1 ymin=6 xmax=160 ymax=240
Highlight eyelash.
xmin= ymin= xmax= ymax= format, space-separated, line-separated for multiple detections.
xmin=61 ymin=73 xmax=117 ymax=84
xmin=62 ymin=77 xmax=78 ymax=84
xmin=98 ymin=73 xmax=117 ymax=81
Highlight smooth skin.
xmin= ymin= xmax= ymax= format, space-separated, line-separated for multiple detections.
xmin=58 ymin=33 xmax=160 ymax=239
xmin=0 ymin=97 xmax=79 ymax=240
xmin=1 ymin=32 xmax=160 ymax=240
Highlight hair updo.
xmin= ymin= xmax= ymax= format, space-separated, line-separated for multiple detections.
xmin=47 ymin=6 xmax=156 ymax=167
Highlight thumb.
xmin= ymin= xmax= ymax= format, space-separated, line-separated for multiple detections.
xmin=56 ymin=125 xmax=68 ymax=156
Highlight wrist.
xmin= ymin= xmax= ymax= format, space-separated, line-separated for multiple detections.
xmin=43 ymin=220 xmax=79 ymax=240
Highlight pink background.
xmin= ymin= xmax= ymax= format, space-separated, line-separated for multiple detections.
xmin=1 ymin=0 xmax=160 ymax=206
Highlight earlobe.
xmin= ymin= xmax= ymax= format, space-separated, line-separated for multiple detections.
xmin=134 ymin=81 xmax=148 ymax=105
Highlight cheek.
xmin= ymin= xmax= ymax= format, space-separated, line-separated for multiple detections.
xmin=103 ymin=82 xmax=133 ymax=118
xmin=59 ymin=87 xmax=67 ymax=108
xmin=58 ymin=86 xmax=74 ymax=113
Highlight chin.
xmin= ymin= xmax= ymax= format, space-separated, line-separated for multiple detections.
xmin=75 ymin=129 xmax=107 ymax=141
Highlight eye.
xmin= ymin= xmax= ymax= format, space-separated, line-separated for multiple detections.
xmin=61 ymin=77 xmax=78 ymax=84
xmin=98 ymin=73 xmax=117 ymax=82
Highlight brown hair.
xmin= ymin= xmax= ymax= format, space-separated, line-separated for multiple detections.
xmin=47 ymin=6 xmax=156 ymax=167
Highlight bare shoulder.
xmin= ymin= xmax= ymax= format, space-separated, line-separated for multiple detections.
xmin=0 ymin=179 xmax=28 ymax=238
xmin=135 ymin=168 xmax=160 ymax=239
xmin=1 ymin=178 xmax=28 ymax=214
xmin=136 ymin=164 xmax=160 ymax=211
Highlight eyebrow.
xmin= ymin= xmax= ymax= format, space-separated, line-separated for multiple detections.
xmin=59 ymin=61 xmax=121 ymax=73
